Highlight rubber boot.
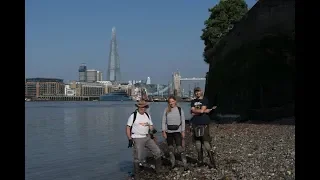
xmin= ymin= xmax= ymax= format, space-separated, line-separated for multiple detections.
xmin=169 ymin=152 xmax=175 ymax=169
xmin=208 ymin=150 xmax=217 ymax=169
xmin=180 ymin=152 xmax=188 ymax=171
xmin=197 ymin=151 xmax=203 ymax=166
xmin=155 ymin=157 xmax=167 ymax=173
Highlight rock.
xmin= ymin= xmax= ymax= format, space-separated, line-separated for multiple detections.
xmin=137 ymin=120 xmax=295 ymax=180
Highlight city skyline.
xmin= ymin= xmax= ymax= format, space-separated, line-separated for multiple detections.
xmin=25 ymin=0 xmax=257 ymax=84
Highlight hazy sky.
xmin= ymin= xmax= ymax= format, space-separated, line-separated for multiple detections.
xmin=25 ymin=0 xmax=256 ymax=85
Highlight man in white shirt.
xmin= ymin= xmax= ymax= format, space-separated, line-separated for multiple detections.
xmin=126 ymin=100 xmax=166 ymax=177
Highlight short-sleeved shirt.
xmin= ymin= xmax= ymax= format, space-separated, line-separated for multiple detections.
xmin=190 ymin=97 xmax=211 ymax=125
xmin=127 ymin=112 xmax=153 ymax=138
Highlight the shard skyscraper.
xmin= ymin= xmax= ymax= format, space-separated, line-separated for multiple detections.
xmin=107 ymin=27 xmax=121 ymax=82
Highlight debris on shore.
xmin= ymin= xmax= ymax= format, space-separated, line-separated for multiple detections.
xmin=136 ymin=118 xmax=295 ymax=180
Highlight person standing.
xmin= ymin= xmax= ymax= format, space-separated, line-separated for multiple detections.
xmin=126 ymin=100 xmax=166 ymax=178
xmin=190 ymin=87 xmax=217 ymax=168
xmin=162 ymin=96 xmax=188 ymax=170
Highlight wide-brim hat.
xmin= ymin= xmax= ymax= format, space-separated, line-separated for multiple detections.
xmin=135 ymin=100 xmax=149 ymax=108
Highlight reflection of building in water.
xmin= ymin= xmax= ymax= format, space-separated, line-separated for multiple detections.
xmin=75 ymin=107 xmax=90 ymax=151
xmin=63 ymin=107 xmax=79 ymax=150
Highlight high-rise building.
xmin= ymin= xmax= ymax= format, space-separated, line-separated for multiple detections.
xmin=97 ymin=71 xmax=103 ymax=81
xmin=146 ymin=77 xmax=151 ymax=85
xmin=79 ymin=63 xmax=87 ymax=82
xmin=107 ymin=27 xmax=121 ymax=82
xmin=86 ymin=69 xmax=98 ymax=83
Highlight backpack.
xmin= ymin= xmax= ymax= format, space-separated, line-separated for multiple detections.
xmin=165 ymin=107 xmax=182 ymax=131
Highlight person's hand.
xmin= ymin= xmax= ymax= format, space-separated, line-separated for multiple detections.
xmin=128 ymin=139 xmax=134 ymax=148
xmin=181 ymin=131 xmax=185 ymax=139
xmin=162 ymin=131 xmax=167 ymax=139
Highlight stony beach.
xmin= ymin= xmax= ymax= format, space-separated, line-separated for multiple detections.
xmin=136 ymin=118 xmax=295 ymax=180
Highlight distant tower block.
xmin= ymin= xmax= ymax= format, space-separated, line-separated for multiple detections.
xmin=173 ymin=72 xmax=181 ymax=97
xmin=79 ymin=63 xmax=87 ymax=82
xmin=107 ymin=27 xmax=121 ymax=82
xmin=146 ymin=77 xmax=151 ymax=85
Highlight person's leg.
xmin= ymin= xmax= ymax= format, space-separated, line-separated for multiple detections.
xmin=202 ymin=126 xmax=216 ymax=168
xmin=174 ymin=132 xmax=188 ymax=170
xmin=133 ymin=138 xmax=148 ymax=178
xmin=166 ymin=133 xmax=175 ymax=168
xmin=145 ymin=137 xmax=166 ymax=173
xmin=193 ymin=126 xmax=204 ymax=164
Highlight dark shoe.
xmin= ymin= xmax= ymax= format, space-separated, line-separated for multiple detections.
xmin=155 ymin=158 xmax=168 ymax=173
xmin=169 ymin=152 xmax=175 ymax=169
xmin=208 ymin=150 xmax=217 ymax=169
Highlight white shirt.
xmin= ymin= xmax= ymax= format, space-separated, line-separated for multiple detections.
xmin=127 ymin=112 xmax=153 ymax=138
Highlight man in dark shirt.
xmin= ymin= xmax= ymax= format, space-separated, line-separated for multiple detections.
xmin=190 ymin=87 xmax=217 ymax=167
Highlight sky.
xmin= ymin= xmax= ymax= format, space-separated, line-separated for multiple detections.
xmin=25 ymin=0 xmax=257 ymax=85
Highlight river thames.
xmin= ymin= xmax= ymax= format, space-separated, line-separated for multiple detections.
xmin=25 ymin=101 xmax=192 ymax=180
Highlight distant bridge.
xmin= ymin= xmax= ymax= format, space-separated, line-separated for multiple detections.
xmin=148 ymin=72 xmax=205 ymax=96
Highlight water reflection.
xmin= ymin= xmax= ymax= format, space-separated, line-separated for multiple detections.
xmin=25 ymin=101 xmax=191 ymax=180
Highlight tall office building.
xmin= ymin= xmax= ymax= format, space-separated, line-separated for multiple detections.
xmin=79 ymin=63 xmax=87 ymax=82
xmin=97 ymin=71 xmax=103 ymax=81
xmin=86 ymin=69 xmax=98 ymax=83
xmin=107 ymin=27 xmax=121 ymax=82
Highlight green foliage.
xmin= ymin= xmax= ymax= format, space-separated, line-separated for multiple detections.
xmin=201 ymin=0 xmax=248 ymax=63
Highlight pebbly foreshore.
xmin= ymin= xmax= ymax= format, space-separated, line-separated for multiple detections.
xmin=136 ymin=118 xmax=295 ymax=180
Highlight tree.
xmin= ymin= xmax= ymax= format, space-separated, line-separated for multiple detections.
xmin=201 ymin=0 xmax=248 ymax=63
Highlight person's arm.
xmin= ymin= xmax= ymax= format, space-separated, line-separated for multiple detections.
xmin=181 ymin=108 xmax=186 ymax=138
xmin=191 ymin=100 xmax=206 ymax=114
xmin=148 ymin=114 xmax=154 ymax=131
xmin=126 ymin=114 xmax=134 ymax=140
xmin=181 ymin=108 xmax=186 ymax=132
xmin=202 ymin=98 xmax=212 ymax=113
xmin=190 ymin=100 xmax=201 ymax=114
xmin=162 ymin=109 xmax=167 ymax=132
xmin=161 ymin=109 xmax=167 ymax=139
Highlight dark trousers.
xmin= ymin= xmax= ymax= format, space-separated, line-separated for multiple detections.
xmin=166 ymin=132 xmax=182 ymax=147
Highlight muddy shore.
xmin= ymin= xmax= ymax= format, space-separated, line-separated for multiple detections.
xmin=136 ymin=118 xmax=295 ymax=180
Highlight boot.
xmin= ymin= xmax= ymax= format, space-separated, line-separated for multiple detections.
xmin=180 ymin=152 xmax=188 ymax=171
xmin=197 ymin=151 xmax=203 ymax=166
xmin=169 ymin=152 xmax=176 ymax=169
xmin=208 ymin=150 xmax=217 ymax=169
xmin=133 ymin=162 xmax=141 ymax=179
xmin=155 ymin=157 xmax=167 ymax=173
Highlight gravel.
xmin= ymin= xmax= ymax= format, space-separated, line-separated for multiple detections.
xmin=134 ymin=118 xmax=295 ymax=180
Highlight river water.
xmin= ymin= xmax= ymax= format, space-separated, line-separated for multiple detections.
xmin=25 ymin=101 xmax=192 ymax=180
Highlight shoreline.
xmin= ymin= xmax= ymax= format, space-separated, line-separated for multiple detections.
xmin=137 ymin=118 xmax=295 ymax=180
